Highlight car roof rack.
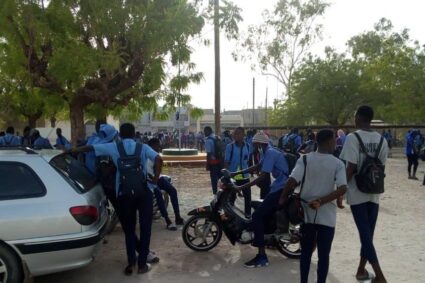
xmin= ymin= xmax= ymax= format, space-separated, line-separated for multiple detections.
xmin=0 ymin=146 xmax=38 ymax=154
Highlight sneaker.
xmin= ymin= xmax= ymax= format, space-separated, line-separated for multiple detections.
xmin=137 ymin=263 xmax=152 ymax=274
xmin=175 ymin=217 xmax=185 ymax=226
xmin=147 ymin=251 xmax=160 ymax=264
xmin=244 ymin=254 xmax=269 ymax=268
xmin=167 ymin=223 xmax=177 ymax=231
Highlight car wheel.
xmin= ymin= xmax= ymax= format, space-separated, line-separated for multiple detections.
xmin=0 ymin=244 xmax=23 ymax=283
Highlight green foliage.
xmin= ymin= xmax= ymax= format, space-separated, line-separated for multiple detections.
xmin=270 ymin=18 xmax=425 ymax=126
xmin=0 ymin=0 xmax=205 ymax=139
xmin=242 ymin=0 xmax=329 ymax=95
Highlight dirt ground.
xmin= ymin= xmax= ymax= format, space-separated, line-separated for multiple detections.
xmin=35 ymin=157 xmax=425 ymax=283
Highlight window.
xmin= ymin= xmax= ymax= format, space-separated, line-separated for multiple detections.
xmin=49 ymin=154 xmax=97 ymax=193
xmin=0 ymin=162 xmax=46 ymax=200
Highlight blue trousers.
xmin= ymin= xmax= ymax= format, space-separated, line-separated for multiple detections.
xmin=351 ymin=202 xmax=379 ymax=264
xmin=252 ymin=190 xmax=281 ymax=247
xmin=209 ymin=164 xmax=222 ymax=195
xmin=300 ymin=224 xmax=335 ymax=283
xmin=118 ymin=190 xmax=153 ymax=266
xmin=154 ymin=176 xmax=181 ymax=218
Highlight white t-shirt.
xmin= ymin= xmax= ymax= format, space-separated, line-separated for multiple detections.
xmin=339 ymin=130 xmax=389 ymax=206
xmin=290 ymin=152 xmax=347 ymax=228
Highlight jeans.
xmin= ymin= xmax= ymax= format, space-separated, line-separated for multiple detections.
xmin=154 ymin=176 xmax=181 ymax=218
xmin=229 ymin=179 xmax=252 ymax=216
xmin=209 ymin=164 xmax=222 ymax=194
xmin=300 ymin=224 xmax=335 ymax=283
xmin=351 ymin=202 xmax=379 ymax=264
xmin=119 ymin=190 xmax=153 ymax=266
xmin=252 ymin=190 xmax=281 ymax=247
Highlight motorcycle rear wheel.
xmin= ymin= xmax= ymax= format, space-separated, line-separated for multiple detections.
xmin=182 ymin=215 xmax=222 ymax=252
xmin=276 ymin=237 xmax=301 ymax=259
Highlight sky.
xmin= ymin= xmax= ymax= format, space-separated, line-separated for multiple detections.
xmin=186 ymin=0 xmax=425 ymax=111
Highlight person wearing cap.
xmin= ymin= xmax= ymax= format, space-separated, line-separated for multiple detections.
xmin=235 ymin=131 xmax=290 ymax=268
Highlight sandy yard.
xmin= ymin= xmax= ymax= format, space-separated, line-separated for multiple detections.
xmin=35 ymin=157 xmax=425 ymax=283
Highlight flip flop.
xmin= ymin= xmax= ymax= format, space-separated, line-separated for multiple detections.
xmin=356 ymin=270 xmax=374 ymax=281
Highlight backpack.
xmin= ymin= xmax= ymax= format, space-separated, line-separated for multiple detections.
xmin=116 ymin=141 xmax=147 ymax=198
xmin=353 ymin=133 xmax=385 ymax=194
xmin=208 ymin=136 xmax=226 ymax=166
xmin=284 ymin=134 xmax=297 ymax=154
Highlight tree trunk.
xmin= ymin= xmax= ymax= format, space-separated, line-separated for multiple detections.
xmin=69 ymin=101 xmax=86 ymax=145
xmin=50 ymin=117 xmax=57 ymax=128
xmin=28 ymin=117 xmax=38 ymax=129
xmin=214 ymin=0 xmax=221 ymax=135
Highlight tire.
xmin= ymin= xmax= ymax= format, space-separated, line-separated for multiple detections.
xmin=276 ymin=237 xmax=301 ymax=259
xmin=0 ymin=244 xmax=23 ymax=283
xmin=182 ymin=215 xmax=222 ymax=252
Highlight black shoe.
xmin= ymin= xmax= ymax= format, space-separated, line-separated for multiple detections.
xmin=175 ymin=217 xmax=185 ymax=225
xmin=138 ymin=263 xmax=152 ymax=274
xmin=124 ymin=264 xmax=135 ymax=276
xmin=244 ymin=254 xmax=269 ymax=268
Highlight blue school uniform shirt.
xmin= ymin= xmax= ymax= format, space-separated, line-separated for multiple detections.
xmin=56 ymin=136 xmax=71 ymax=150
xmin=33 ymin=137 xmax=52 ymax=148
xmin=260 ymin=145 xmax=289 ymax=193
xmin=93 ymin=139 xmax=158 ymax=197
xmin=224 ymin=142 xmax=251 ymax=179
xmin=205 ymin=134 xmax=216 ymax=158
xmin=0 ymin=134 xmax=21 ymax=146
xmin=405 ymin=133 xmax=415 ymax=155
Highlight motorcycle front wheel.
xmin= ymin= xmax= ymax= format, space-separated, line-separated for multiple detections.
xmin=182 ymin=215 xmax=222 ymax=252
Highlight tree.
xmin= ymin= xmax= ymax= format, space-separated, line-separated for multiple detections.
xmin=271 ymin=49 xmax=372 ymax=126
xmin=0 ymin=0 xmax=204 ymax=143
xmin=242 ymin=0 xmax=329 ymax=98
xmin=348 ymin=18 xmax=425 ymax=123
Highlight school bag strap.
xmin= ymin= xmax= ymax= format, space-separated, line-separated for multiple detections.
xmin=299 ymin=155 xmax=307 ymax=195
xmin=353 ymin=132 xmax=384 ymax=160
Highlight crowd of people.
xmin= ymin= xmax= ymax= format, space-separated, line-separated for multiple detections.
xmin=1 ymin=105 xmax=423 ymax=282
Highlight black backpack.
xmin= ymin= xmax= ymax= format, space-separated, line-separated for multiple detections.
xmin=354 ymin=133 xmax=385 ymax=194
xmin=116 ymin=141 xmax=147 ymax=198
xmin=209 ymin=136 xmax=226 ymax=166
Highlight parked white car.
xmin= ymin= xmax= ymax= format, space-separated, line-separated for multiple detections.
xmin=0 ymin=148 xmax=109 ymax=283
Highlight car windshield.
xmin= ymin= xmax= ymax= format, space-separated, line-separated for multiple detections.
xmin=49 ymin=153 xmax=97 ymax=193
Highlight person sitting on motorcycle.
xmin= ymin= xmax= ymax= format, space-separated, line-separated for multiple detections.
xmin=147 ymin=138 xmax=185 ymax=230
xmin=234 ymin=132 xmax=290 ymax=268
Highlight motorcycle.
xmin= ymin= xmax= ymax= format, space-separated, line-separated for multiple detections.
xmin=182 ymin=169 xmax=302 ymax=259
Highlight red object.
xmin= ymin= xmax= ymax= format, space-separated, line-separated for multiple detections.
xmin=69 ymin=206 xmax=99 ymax=225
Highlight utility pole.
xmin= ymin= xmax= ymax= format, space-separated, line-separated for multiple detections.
xmin=265 ymin=83 xmax=268 ymax=127
xmin=252 ymin=77 xmax=255 ymax=127
xmin=214 ymin=0 xmax=221 ymax=135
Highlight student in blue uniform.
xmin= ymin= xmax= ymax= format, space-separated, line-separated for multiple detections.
xmin=224 ymin=127 xmax=252 ymax=217
xmin=69 ymin=123 xmax=163 ymax=276
xmin=55 ymin=128 xmax=72 ymax=150
xmin=236 ymin=132 xmax=289 ymax=268
xmin=0 ymin=127 xmax=21 ymax=146
xmin=204 ymin=126 xmax=222 ymax=195
xmin=32 ymin=130 xmax=52 ymax=149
